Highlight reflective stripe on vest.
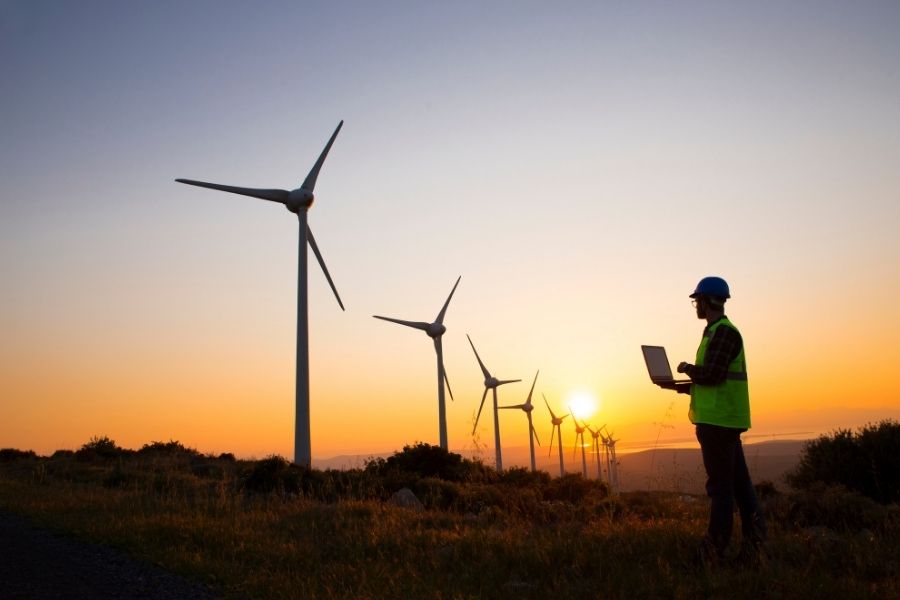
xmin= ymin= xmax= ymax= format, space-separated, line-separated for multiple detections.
xmin=688 ymin=317 xmax=751 ymax=429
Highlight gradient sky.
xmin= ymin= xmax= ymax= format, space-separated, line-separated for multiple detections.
xmin=2 ymin=1 xmax=899 ymax=461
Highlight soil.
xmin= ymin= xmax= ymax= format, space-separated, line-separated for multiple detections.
xmin=0 ymin=511 xmax=224 ymax=600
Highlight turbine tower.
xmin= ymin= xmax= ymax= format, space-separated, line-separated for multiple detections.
xmin=499 ymin=370 xmax=541 ymax=472
xmin=176 ymin=121 xmax=345 ymax=467
xmin=586 ymin=423 xmax=605 ymax=482
xmin=469 ymin=334 xmax=520 ymax=472
xmin=573 ymin=418 xmax=588 ymax=478
xmin=544 ymin=394 xmax=569 ymax=477
xmin=373 ymin=276 xmax=461 ymax=450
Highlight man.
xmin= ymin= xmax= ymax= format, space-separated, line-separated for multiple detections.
xmin=663 ymin=276 xmax=766 ymax=566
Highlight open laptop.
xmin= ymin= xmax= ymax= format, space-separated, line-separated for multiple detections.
xmin=641 ymin=345 xmax=691 ymax=385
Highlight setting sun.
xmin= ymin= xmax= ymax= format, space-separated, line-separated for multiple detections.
xmin=565 ymin=390 xmax=599 ymax=422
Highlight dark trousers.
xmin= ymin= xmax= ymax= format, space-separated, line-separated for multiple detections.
xmin=695 ymin=423 xmax=766 ymax=553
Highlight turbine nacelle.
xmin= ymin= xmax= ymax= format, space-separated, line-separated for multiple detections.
xmin=286 ymin=188 xmax=315 ymax=213
xmin=425 ymin=322 xmax=447 ymax=338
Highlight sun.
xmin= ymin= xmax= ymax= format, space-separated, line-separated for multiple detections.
xmin=566 ymin=389 xmax=600 ymax=422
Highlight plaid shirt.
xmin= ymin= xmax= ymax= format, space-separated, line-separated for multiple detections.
xmin=681 ymin=316 xmax=743 ymax=389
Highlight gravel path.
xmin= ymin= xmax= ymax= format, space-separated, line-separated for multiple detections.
xmin=0 ymin=511 xmax=224 ymax=600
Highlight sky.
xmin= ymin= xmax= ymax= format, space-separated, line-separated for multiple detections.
xmin=2 ymin=1 xmax=899 ymax=462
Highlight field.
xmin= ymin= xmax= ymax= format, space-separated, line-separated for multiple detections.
xmin=0 ymin=441 xmax=897 ymax=599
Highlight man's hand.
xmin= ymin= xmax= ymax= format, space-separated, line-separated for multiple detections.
xmin=677 ymin=361 xmax=691 ymax=374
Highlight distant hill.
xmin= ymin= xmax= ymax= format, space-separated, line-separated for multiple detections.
xmin=313 ymin=438 xmax=808 ymax=493
xmin=616 ymin=439 xmax=806 ymax=493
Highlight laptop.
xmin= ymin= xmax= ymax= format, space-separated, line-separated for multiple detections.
xmin=641 ymin=345 xmax=690 ymax=385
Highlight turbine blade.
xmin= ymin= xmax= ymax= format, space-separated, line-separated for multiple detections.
xmin=548 ymin=425 xmax=556 ymax=457
xmin=497 ymin=379 xmax=521 ymax=386
xmin=499 ymin=403 xmax=527 ymax=410
xmin=531 ymin=422 xmax=541 ymax=446
xmin=301 ymin=120 xmax=343 ymax=192
xmin=542 ymin=393 xmax=558 ymax=420
xmin=435 ymin=275 xmax=461 ymax=324
xmin=472 ymin=387 xmax=489 ymax=435
xmin=306 ymin=225 xmax=344 ymax=311
xmin=560 ymin=413 xmax=570 ymax=422
xmin=373 ymin=316 xmax=431 ymax=331
xmin=434 ymin=337 xmax=453 ymax=401
xmin=466 ymin=334 xmax=492 ymax=379
xmin=526 ymin=370 xmax=539 ymax=405
xmin=176 ymin=179 xmax=289 ymax=203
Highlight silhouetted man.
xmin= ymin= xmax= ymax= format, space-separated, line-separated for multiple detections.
xmin=663 ymin=276 xmax=766 ymax=566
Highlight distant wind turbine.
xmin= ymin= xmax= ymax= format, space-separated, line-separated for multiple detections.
xmin=373 ymin=276 xmax=461 ymax=450
xmin=176 ymin=121 xmax=345 ymax=468
xmin=586 ymin=423 xmax=606 ymax=482
xmin=603 ymin=426 xmax=620 ymax=494
xmin=572 ymin=418 xmax=588 ymax=478
xmin=468 ymin=334 xmax=520 ymax=471
xmin=544 ymin=394 xmax=569 ymax=477
xmin=500 ymin=370 xmax=541 ymax=472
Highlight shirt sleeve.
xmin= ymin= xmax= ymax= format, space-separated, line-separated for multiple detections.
xmin=685 ymin=324 xmax=742 ymax=385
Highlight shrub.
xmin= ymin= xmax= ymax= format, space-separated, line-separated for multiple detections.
xmin=76 ymin=436 xmax=127 ymax=461
xmin=0 ymin=448 xmax=37 ymax=461
xmin=787 ymin=483 xmax=889 ymax=532
xmin=788 ymin=420 xmax=900 ymax=504
xmin=543 ymin=473 xmax=606 ymax=503
xmin=241 ymin=455 xmax=303 ymax=495
xmin=138 ymin=440 xmax=200 ymax=459
xmin=366 ymin=443 xmax=495 ymax=483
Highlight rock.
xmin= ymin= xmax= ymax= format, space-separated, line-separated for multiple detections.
xmin=389 ymin=488 xmax=424 ymax=511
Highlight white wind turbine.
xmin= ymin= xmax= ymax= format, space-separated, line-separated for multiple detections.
xmin=544 ymin=394 xmax=569 ymax=477
xmin=572 ymin=418 xmax=589 ymax=478
xmin=586 ymin=423 xmax=606 ymax=482
xmin=373 ymin=276 xmax=461 ymax=450
xmin=499 ymin=370 xmax=541 ymax=472
xmin=468 ymin=335 xmax=520 ymax=471
xmin=176 ymin=121 xmax=345 ymax=467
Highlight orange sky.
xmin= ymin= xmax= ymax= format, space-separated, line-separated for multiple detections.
xmin=2 ymin=3 xmax=899 ymax=460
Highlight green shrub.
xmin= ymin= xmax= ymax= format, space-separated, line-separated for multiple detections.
xmin=788 ymin=420 xmax=900 ymax=504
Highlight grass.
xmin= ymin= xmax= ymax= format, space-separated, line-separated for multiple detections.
xmin=0 ymin=443 xmax=897 ymax=599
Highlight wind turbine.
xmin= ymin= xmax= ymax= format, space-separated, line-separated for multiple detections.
xmin=176 ymin=121 xmax=345 ymax=467
xmin=586 ymin=423 xmax=606 ymax=482
xmin=468 ymin=334 xmax=520 ymax=471
xmin=603 ymin=426 xmax=620 ymax=494
xmin=572 ymin=418 xmax=589 ymax=478
xmin=544 ymin=394 xmax=568 ymax=477
xmin=373 ymin=276 xmax=461 ymax=450
xmin=499 ymin=370 xmax=541 ymax=472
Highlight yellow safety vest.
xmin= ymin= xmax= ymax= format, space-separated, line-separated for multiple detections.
xmin=689 ymin=317 xmax=751 ymax=429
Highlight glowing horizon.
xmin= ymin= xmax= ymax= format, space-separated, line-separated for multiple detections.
xmin=2 ymin=3 xmax=899 ymax=461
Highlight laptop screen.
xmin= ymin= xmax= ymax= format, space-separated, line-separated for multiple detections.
xmin=641 ymin=345 xmax=674 ymax=381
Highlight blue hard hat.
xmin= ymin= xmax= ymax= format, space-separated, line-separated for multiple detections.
xmin=690 ymin=276 xmax=730 ymax=299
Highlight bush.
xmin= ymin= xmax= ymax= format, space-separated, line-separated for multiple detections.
xmin=76 ymin=436 xmax=127 ymax=462
xmin=0 ymin=448 xmax=37 ymax=462
xmin=241 ymin=455 xmax=303 ymax=495
xmin=788 ymin=420 xmax=900 ymax=504
xmin=138 ymin=440 xmax=200 ymax=459
xmin=543 ymin=473 xmax=606 ymax=503
xmin=366 ymin=443 xmax=495 ymax=483
xmin=787 ymin=483 xmax=889 ymax=532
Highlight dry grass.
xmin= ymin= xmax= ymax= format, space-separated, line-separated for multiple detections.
xmin=0 ymin=446 xmax=897 ymax=599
